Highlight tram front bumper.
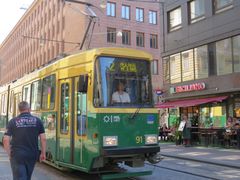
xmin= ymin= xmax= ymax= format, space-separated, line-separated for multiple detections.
xmin=101 ymin=146 xmax=160 ymax=156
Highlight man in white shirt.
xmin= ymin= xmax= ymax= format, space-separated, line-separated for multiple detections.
xmin=112 ymin=82 xmax=130 ymax=103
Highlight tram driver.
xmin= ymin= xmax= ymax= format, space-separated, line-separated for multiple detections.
xmin=112 ymin=81 xmax=130 ymax=104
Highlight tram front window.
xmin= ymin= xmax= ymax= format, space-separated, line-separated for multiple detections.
xmin=94 ymin=57 xmax=153 ymax=107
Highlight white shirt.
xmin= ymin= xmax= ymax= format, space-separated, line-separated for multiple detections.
xmin=112 ymin=91 xmax=130 ymax=103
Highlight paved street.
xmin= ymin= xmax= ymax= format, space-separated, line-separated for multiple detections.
xmin=1 ymin=144 xmax=240 ymax=180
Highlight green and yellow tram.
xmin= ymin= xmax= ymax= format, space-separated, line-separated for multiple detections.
xmin=0 ymin=48 xmax=160 ymax=177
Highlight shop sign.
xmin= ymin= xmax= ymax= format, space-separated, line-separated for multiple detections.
xmin=170 ymin=82 xmax=206 ymax=94
xmin=155 ymin=89 xmax=163 ymax=96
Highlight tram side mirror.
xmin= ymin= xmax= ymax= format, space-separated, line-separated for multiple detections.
xmin=78 ymin=75 xmax=88 ymax=93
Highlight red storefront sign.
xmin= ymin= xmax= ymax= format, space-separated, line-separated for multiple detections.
xmin=170 ymin=82 xmax=206 ymax=94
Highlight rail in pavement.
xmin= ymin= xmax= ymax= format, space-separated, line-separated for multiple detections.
xmin=160 ymin=143 xmax=240 ymax=169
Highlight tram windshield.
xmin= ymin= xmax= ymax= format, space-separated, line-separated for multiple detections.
xmin=94 ymin=56 xmax=153 ymax=107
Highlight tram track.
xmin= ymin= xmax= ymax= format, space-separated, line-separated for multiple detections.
xmin=145 ymin=162 xmax=219 ymax=180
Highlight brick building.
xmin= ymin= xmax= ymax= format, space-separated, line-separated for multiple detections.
xmin=0 ymin=0 xmax=162 ymax=102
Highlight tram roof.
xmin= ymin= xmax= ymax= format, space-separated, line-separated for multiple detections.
xmin=2 ymin=48 xmax=153 ymax=89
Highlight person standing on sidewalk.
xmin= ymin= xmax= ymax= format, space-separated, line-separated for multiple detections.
xmin=3 ymin=101 xmax=46 ymax=180
xmin=182 ymin=114 xmax=191 ymax=147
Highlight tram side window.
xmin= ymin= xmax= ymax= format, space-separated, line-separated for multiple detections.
xmin=9 ymin=91 xmax=14 ymax=113
xmin=3 ymin=94 xmax=7 ymax=114
xmin=60 ymin=83 xmax=69 ymax=133
xmin=42 ymin=74 xmax=56 ymax=110
xmin=23 ymin=85 xmax=31 ymax=104
xmin=31 ymin=80 xmax=42 ymax=110
xmin=77 ymin=80 xmax=87 ymax=136
xmin=1 ymin=94 xmax=6 ymax=114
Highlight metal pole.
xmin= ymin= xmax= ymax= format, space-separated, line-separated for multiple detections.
xmin=79 ymin=17 xmax=93 ymax=50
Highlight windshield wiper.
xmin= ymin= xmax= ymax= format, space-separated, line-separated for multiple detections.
xmin=129 ymin=104 xmax=144 ymax=120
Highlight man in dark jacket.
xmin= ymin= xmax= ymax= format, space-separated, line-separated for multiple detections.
xmin=3 ymin=101 xmax=46 ymax=180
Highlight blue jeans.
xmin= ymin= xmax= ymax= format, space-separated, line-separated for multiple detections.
xmin=10 ymin=157 xmax=36 ymax=180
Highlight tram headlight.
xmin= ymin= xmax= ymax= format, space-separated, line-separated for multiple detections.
xmin=145 ymin=135 xmax=158 ymax=145
xmin=103 ymin=136 xmax=118 ymax=147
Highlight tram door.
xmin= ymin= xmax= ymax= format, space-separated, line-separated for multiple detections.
xmin=57 ymin=77 xmax=87 ymax=166
xmin=73 ymin=77 xmax=87 ymax=166
xmin=58 ymin=79 xmax=72 ymax=163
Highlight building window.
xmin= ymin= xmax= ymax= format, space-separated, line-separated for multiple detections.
xmin=170 ymin=53 xmax=181 ymax=83
xmin=107 ymin=27 xmax=116 ymax=43
xmin=194 ymin=45 xmax=209 ymax=79
xmin=163 ymin=57 xmax=170 ymax=84
xmin=122 ymin=5 xmax=130 ymax=19
xmin=136 ymin=8 xmax=144 ymax=22
xmin=122 ymin=30 xmax=131 ymax=45
xmin=181 ymin=50 xmax=194 ymax=81
xmin=150 ymin=34 xmax=158 ymax=49
xmin=149 ymin=10 xmax=157 ymax=24
xmin=151 ymin=60 xmax=158 ymax=75
xmin=189 ymin=0 xmax=205 ymax=23
xmin=216 ymin=38 xmax=233 ymax=75
xmin=168 ymin=7 xmax=182 ymax=32
xmin=233 ymin=35 xmax=240 ymax=73
xmin=136 ymin=32 xmax=144 ymax=47
xmin=107 ymin=2 xmax=116 ymax=17
xmin=213 ymin=0 xmax=233 ymax=13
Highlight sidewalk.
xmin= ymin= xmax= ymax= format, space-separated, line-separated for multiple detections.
xmin=160 ymin=143 xmax=240 ymax=169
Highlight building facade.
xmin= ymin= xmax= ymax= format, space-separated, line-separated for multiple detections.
xmin=159 ymin=0 xmax=240 ymax=127
xmin=0 ymin=0 xmax=162 ymax=101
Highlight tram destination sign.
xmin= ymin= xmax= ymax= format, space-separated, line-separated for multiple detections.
xmin=170 ymin=82 xmax=206 ymax=94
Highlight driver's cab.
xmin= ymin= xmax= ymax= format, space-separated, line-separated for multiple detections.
xmin=94 ymin=56 xmax=153 ymax=108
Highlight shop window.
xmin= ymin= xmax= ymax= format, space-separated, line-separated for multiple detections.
xmin=199 ymin=104 xmax=226 ymax=128
xmin=169 ymin=108 xmax=180 ymax=127
xmin=189 ymin=0 xmax=205 ymax=24
xmin=216 ymin=38 xmax=233 ymax=75
xmin=168 ymin=7 xmax=182 ymax=32
xmin=194 ymin=45 xmax=209 ymax=79
xmin=233 ymin=35 xmax=240 ymax=72
xmin=60 ymin=83 xmax=69 ymax=133
xmin=31 ymin=80 xmax=42 ymax=110
xmin=181 ymin=49 xmax=194 ymax=81
xmin=170 ymin=53 xmax=181 ymax=83
xmin=235 ymin=98 xmax=240 ymax=118
xmin=42 ymin=74 xmax=56 ymax=110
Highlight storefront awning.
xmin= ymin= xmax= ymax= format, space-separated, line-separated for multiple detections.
xmin=156 ymin=96 xmax=228 ymax=108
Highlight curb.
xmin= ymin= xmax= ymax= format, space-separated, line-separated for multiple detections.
xmin=161 ymin=153 xmax=240 ymax=169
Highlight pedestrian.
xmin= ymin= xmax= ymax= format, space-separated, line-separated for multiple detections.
xmin=3 ymin=101 xmax=46 ymax=180
xmin=182 ymin=114 xmax=191 ymax=147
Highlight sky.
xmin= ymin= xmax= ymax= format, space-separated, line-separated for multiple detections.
xmin=0 ymin=0 xmax=34 ymax=44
